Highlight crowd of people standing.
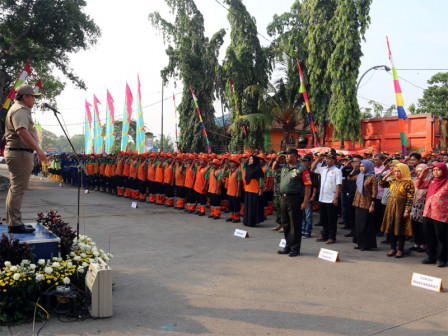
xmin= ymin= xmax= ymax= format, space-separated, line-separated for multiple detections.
xmin=39 ymin=148 xmax=448 ymax=266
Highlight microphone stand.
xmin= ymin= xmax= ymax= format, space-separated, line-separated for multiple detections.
xmin=51 ymin=110 xmax=87 ymax=239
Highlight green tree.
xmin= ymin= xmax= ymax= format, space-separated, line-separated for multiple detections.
xmin=149 ymin=0 xmax=225 ymax=153
xmin=360 ymin=107 xmax=372 ymax=119
xmin=416 ymin=72 xmax=448 ymax=116
xmin=327 ymin=0 xmax=372 ymax=148
xmin=384 ymin=104 xmax=396 ymax=117
xmin=154 ymin=135 xmax=174 ymax=151
xmin=70 ymin=134 xmax=85 ymax=153
xmin=221 ymin=0 xmax=270 ymax=152
xmin=368 ymin=100 xmax=384 ymax=118
xmin=408 ymin=103 xmax=416 ymax=115
xmin=0 ymin=0 xmax=100 ymax=115
xmin=300 ymin=0 xmax=337 ymax=144
xmin=113 ymin=119 xmax=137 ymax=144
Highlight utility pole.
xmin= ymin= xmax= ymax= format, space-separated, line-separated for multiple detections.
xmin=161 ymin=83 xmax=164 ymax=152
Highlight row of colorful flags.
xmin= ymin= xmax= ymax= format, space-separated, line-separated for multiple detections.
xmin=1 ymin=38 xmax=409 ymax=154
xmin=84 ymin=77 xmax=146 ymax=155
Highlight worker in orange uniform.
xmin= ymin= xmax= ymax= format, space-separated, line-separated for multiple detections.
xmin=225 ymin=156 xmax=242 ymax=223
xmin=154 ymin=153 xmax=166 ymax=205
xmin=184 ymin=154 xmax=197 ymax=213
xmin=174 ymin=154 xmax=186 ymax=209
xmin=193 ymin=156 xmax=209 ymax=216
xmin=122 ymin=152 xmax=132 ymax=198
xmin=207 ymin=159 xmax=223 ymax=219
xmin=146 ymin=153 xmax=157 ymax=203
xmin=85 ymin=156 xmax=95 ymax=190
xmin=163 ymin=153 xmax=175 ymax=206
xmin=99 ymin=156 xmax=106 ymax=192
xmin=137 ymin=154 xmax=148 ymax=202
xmin=128 ymin=152 xmax=139 ymax=200
xmin=115 ymin=152 xmax=126 ymax=197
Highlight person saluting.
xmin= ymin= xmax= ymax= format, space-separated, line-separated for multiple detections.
xmin=4 ymin=84 xmax=46 ymax=234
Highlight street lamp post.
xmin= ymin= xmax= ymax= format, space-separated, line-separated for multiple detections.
xmin=356 ymin=65 xmax=391 ymax=92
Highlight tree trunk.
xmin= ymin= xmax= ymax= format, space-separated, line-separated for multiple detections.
xmin=340 ymin=136 xmax=345 ymax=149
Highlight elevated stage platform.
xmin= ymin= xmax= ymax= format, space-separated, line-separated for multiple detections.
xmin=0 ymin=223 xmax=60 ymax=261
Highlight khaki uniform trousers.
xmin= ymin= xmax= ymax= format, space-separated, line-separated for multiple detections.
xmin=5 ymin=150 xmax=34 ymax=227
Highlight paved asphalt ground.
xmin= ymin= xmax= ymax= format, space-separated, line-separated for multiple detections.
xmin=0 ymin=164 xmax=447 ymax=336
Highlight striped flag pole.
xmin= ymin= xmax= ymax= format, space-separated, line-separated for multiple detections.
xmin=386 ymin=36 xmax=409 ymax=155
xmin=136 ymin=75 xmax=145 ymax=154
xmin=104 ymin=90 xmax=115 ymax=154
xmin=85 ymin=100 xmax=93 ymax=154
xmin=93 ymin=94 xmax=104 ymax=154
xmin=296 ymin=58 xmax=320 ymax=147
xmin=190 ymin=86 xmax=211 ymax=154
xmin=1 ymin=58 xmax=32 ymax=116
xmin=173 ymin=93 xmax=179 ymax=152
xmin=121 ymin=83 xmax=133 ymax=152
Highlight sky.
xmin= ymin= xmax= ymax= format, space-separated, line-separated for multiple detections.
xmin=32 ymin=0 xmax=448 ymax=141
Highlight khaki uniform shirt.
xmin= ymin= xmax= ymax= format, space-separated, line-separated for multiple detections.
xmin=5 ymin=100 xmax=38 ymax=149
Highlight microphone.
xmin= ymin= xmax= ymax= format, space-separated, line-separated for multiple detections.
xmin=43 ymin=103 xmax=61 ymax=114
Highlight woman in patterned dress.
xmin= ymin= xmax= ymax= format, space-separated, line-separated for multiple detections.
xmin=380 ymin=163 xmax=415 ymax=258
xmin=352 ymin=160 xmax=378 ymax=250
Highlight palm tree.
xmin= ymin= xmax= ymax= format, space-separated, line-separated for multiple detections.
xmin=232 ymin=75 xmax=305 ymax=152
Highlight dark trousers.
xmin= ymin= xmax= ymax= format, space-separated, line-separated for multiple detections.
xmin=319 ymin=202 xmax=338 ymax=240
xmin=389 ymin=234 xmax=405 ymax=251
xmin=374 ymin=199 xmax=385 ymax=233
xmin=346 ymin=196 xmax=356 ymax=233
xmin=281 ymin=195 xmax=304 ymax=252
xmin=228 ymin=195 xmax=241 ymax=213
xmin=411 ymin=219 xmax=425 ymax=246
xmin=424 ymin=217 xmax=448 ymax=262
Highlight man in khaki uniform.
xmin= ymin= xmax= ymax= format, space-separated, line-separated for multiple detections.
xmin=4 ymin=84 xmax=46 ymax=233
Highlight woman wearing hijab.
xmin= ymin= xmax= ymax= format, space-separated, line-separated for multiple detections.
xmin=418 ymin=162 xmax=448 ymax=267
xmin=380 ymin=163 xmax=415 ymax=258
xmin=351 ymin=160 xmax=378 ymax=250
xmin=410 ymin=164 xmax=430 ymax=253
xmin=243 ymin=155 xmax=265 ymax=227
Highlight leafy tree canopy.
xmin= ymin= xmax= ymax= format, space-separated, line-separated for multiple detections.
xmin=0 ymin=0 xmax=101 ymax=106
xmin=416 ymin=72 xmax=448 ymax=117
xmin=149 ymin=0 xmax=225 ymax=153
xmin=221 ymin=0 xmax=270 ymax=152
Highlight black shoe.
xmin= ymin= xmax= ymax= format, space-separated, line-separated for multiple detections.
xmin=341 ymin=226 xmax=350 ymax=230
xmin=8 ymin=224 xmax=35 ymax=234
xmin=436 ymin=260 xmax=447 ymax=268
xmin=289 ymin=251 xmax=300 ymax=257
xmin=225 ymin=218 xmax=233 ymax=222
xmin=198 ymin=213 xmax=205 ymax=216
xmin=315 ymin=222 xmax=322 ymax=226
xmin=232 ymin=219 xmax=241 ymax=223
xmin=213 ymin=217 xmax=220 ymax=220
xmin=277 ymin=248 xmax=291 ymax=255
xmin=344 ymin=233 xmax=353 ymax=237
xmin=422 ymin=258 xmax=436 ymax=264
xmin=409 ymin=245 xmax=419 ymax=251
xmin=208 ymin=215 xmax=214 ymax=218
xmin=353 ymin=246 xmax=360 ymax=249
xmin=380 ymin=239 xmax=390 ymax=244
xmin=376 ymin=232 xmax=384 ymax=237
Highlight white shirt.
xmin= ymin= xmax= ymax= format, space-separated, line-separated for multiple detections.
xmin=315 ymin=165 xmax=342 ymax=203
